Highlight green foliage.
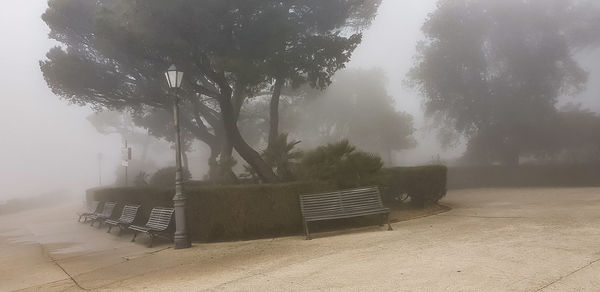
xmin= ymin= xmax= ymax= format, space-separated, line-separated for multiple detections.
xmin=134 ymin=171 xmax=149 ymax=187
xmin=408 ymin=0 xmax=600 ymax=165
xmin=263 ymin=133 xmax=302 ymax=181
xmin=376 ymin=166 xmax=448 ymax=207
xmin=87 ymin=182 xmax=336 ymax=241
xmin=298 ymin=140 xmax=383 ymax=187
xmin=283 ymin=69 xmax=416 ymax=165
xmin=149 ymin=167 xmax=192 ymax=187
xmin=448 ymin=164 xmax=600 ymax=189
xmin=87 ymin=165 xmax=449 ymax=241
xmin=40 ymin=0 xmax=381 ymax=181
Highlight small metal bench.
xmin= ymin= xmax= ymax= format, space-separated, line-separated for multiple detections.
xmin=129 ymin=207 xmax=175 ymax=247
xmin=106 ymin=204 xmax=141 ymax=235
xmin=88 ymin=202 xmax=116 ymax=227
xmin=78 ymin=201 xmax=100 ymax=223
xmin=299 ymin=186 xmax=392 ymax=240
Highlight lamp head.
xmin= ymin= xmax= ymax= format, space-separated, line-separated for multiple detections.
xmin=165 ymin=64 xmax=184 ymax=88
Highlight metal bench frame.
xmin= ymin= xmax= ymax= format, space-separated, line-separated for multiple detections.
xmin=106 ymin=204 xmax=141 ymax=235
xmin=299 ymin=186 xmax=392 ymax=240
xmin=88 ymin=202 xmax=117 ymax=228
xmin=129 ymin=207 xmax=175 ymax=247
xmin=78 ymin=201 xmax=100 ymax=223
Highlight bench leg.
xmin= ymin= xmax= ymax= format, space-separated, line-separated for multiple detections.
xmin=303 ymin=220 xmax=311 ymax=240
xmin=131 ymin=231 xmax=138 ymax=242
xmin=148 ymin=233 xmax=154 ymax=248
xmin=386 ymin=213 xmax=393 ymax=231
xmin=107 ymin=225 xmax=112 ymax=233
xmin=118 ymin=226 xmax=123 ymax=236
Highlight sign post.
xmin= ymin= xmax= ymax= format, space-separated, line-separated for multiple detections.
xmin=121 ymin=141 xmax=132 ymax=186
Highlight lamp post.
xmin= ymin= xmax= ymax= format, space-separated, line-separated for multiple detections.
xmin=165 ymin=64 xmax=191 ymax=249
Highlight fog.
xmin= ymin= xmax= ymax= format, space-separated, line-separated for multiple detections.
xmin=1 ymin=0 xmax=599 ymax=201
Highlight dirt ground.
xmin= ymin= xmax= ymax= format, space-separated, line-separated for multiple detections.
xmin=2 ymin=187 xmax=600 ymax=291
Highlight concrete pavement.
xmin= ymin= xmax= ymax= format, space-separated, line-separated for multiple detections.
xmin=2 ymin=187 xmax=600 ymax=291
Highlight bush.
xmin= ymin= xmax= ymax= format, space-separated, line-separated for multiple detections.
xmin=149 ymin=166 xmax=191 ymax=187
xmin=448 ymin=164 xmax=600 ymax=189
xmin=87 ymin=165 xmax=448 ymax=241
xmin=374 ymin=165 xmax=447 ymax=207
xmin=87 ymin=181 xmax=336 ymax=242
xmin=298 ymin=140 xmax=383 ymax=188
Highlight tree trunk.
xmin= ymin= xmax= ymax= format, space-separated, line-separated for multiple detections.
xmin=182 ymin=151 xmax=189 ymax=171
xmin=207 ymin=144 xmax=219 ymax=181
xmin=268 ymin=77 xmax=284 ymax=148
xmin=217 ymin=91 xmax=279 ymax=183
xmin=218 ymin=133 xmax=238 ymax=184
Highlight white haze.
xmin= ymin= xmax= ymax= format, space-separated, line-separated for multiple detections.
xmin=0 ymin=0 xmax=599 ymax=201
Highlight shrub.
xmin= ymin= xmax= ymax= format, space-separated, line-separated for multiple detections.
xmin=87 ymin=165 xmax=449 ymax=241
xmin=87 ymin=181 xmax=336 ymax=242
xmin=374 ymin=165 xmax=447 ymax=207
xmin=448 ymin=164 xmax=600 ymax=189
xmin=298 ymin=140 xmax=383 ymax=188
xmin=262 ymin=133 xmax=302 ymax=182
xmin=149 ymin=166 xmax=191 ymax=187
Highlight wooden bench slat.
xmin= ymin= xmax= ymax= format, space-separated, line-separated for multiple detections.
xmin=105 ymin=204 xmax=141 ymax=234
xmin=299 ymin=186 xmax=392 ymax=239
xmin=129 ymin=207 xmax=175 ymax=247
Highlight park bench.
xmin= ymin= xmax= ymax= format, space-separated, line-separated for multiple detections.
xmin=88 ymin=202 xmax=116 ymax=227
xmin=78 ymin=200 xmax=100 ymax=223
xmin=299 ymin=186 xmax=392 ymax=240
xmin=129 ymin=207 xmax=175 ymax=247
xmin=105 ymin=204 xmax=141 ymax=235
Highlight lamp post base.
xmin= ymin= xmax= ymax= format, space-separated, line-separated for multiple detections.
xmin=174 ymin=235 xmax=191 ymax=249
xmin=173 ymin=194 xmax=190 ymax=249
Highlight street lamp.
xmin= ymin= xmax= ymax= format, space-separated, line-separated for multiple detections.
xmin=165 ymin=64 xmax=191 ymax=249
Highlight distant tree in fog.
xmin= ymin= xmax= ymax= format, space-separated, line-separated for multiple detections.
xmin=40 ymin=0 xmax=380 ymax=183
xmin=290 ymin=69 xmax=416 ymax=165
xmin=408 ymin=0 xmax=600 ymax=165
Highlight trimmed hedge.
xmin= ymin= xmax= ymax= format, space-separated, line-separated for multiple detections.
xmin=86 ymin=165 xmax=448 ymax=241
xmin=375 ymin=165 xmax=448 ymax=207
xmin=87 ymin=182 xmax=336 ymax=242
xmin=448 ymin=164 xmax=600 ymax=189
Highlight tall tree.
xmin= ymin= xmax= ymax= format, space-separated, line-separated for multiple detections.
xmin=289 ymin=69 xmax=416 ymax=165
xmin=40 ymin=0 xmax=380 ymax=182
xmin=408 ymin=0 xmax=600 ymax=165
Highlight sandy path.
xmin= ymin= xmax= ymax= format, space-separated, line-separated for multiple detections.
xmin=2 ymin=188 xmax=600 ymax=291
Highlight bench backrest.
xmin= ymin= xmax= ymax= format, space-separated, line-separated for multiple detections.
xmin=100 ymin=202 xmax=116 ymax=217
xmin=300 ymin=187 xmax=385 ymax=216
xmin=118 ymin=205 xmax=140 ymax=224
xmin=145 ymin=207 xmax=175 ymax=231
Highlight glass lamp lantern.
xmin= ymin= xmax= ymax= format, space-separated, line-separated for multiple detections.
xmin=165 ymin=64 xmax=184 ymax=88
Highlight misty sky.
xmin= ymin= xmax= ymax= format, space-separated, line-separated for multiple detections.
xmin=0 ymin=1 xmax=598 ymax=200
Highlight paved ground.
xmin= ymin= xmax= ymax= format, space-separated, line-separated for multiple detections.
xmin=2 ymin=187 xmax=600 ymax=291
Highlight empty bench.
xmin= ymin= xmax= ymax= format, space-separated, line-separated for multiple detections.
xmin=106 ymin=204 xmax=141 ymax=235
xmin=129 ymin=207 xmax=175 ymax=247
xmin=299 ymin=186 xmax=392 ymax=239
xmin=78 ymin=200 xmax=100 ymax=223
xmin=88 ymin=202 xmax=116 ymax=227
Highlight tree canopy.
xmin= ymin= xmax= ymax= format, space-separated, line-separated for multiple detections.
xmin=41 ymin=0 xmax=381 ymax=182
xmin=408 ymin=0 xmax=600 ymax=165
xmin=287 ymin=69 xmax=416 ymax=165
